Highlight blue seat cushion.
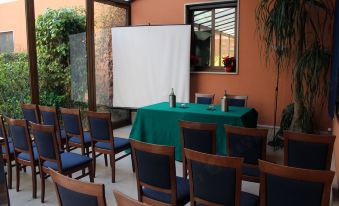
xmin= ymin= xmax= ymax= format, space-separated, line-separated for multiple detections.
xmin=2 ymin=143 xmax=14 ymax=155
xmin=17 ymin=147 xmax=38 ymax=161
xmin=143 ymin=177 xmax=189 ymax=205
xmin=95 ymin=137 xmax=130 ymax=151
xmin=69 ymin=132 xmax=91 ymax=145
xmin=241 ymin=192 xmax=259 ymax=206
xmin=242 ymin=166 xmax=259 ymax=178
xmin=43 ymin=152 xmax=92 ymax=171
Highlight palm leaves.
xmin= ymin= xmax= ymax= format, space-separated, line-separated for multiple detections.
xmin=256 ymin=0 xmax=334 ymax=132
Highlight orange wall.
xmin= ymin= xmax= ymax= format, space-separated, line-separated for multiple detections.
xmin=131 ymin=0 xmax=332 ymax=129
xmin=0 ymin=0 xmax=85 ymax=51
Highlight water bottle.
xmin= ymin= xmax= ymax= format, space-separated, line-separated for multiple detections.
xmin=221 ymin=90 xmax=229 ymax=112
xmin=169 ymin=88 xmax=176 ymax=108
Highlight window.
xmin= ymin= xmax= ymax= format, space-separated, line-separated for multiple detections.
xmin=186 ymin=1 xmax=238 ymax=73
xmin=0 ymin=31 xmax=14 ymax=53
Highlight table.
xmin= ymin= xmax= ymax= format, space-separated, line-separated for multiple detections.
xmin=129 ymin=102 xmax=258 ymax=161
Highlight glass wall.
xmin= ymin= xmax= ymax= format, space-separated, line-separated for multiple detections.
xmin=94 ymin=2 xmax=130 ymax=125
xmin=0 ymin=0 xmax=30 ymax=118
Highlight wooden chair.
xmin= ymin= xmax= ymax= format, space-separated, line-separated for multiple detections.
xmin=259 ymin=160 xmax=335 ymax=206
xmin=225 ymin=125 xmax=268 ymax=182
xmin=0 ymin=137 xmax=10 ymax=206
xmin=283 ymin=131 xmax=335 ymax=170
xmin=130 ymin=140 xmax=190 ymax=206
xmin=87 ymin=111 xmax=132 ymax=183
xmin=60 ymin=108 xmax=91 ymax=156
xmin=7 ymin=118 xmax=39 ymax=199
xmin=21 ymin=103 xmax=40 ymax=124
xmin=179 ymin=120 xmax=217 ymax=179
xmin=195 ymin=93 xmax=215 ymax=104
xmin=39 ymin=105 xmax=66 ymax=150
xmin=185 ymin=149 xmax=259 ymax=206
xmin=227 ymin=95 xmax=248 ymax=107
xmin=49 ymin=169 xmax=106 ymax=206
xmin=31 ymin=123 xmax=94 ymax=203
xmin=0 ymin=115 xmax=15 ymax=189
xmin=113 ymin=190 xmax=148 ymax=206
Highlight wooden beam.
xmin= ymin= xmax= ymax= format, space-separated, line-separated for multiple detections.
xmin=25 ymin=0 xmax=39 ymax=104
xmin=86 ymin=0 xmax=96 ymax=111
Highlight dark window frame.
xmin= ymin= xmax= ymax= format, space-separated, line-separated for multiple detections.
xmin=186 ymin=1 xmax=239 ymax=74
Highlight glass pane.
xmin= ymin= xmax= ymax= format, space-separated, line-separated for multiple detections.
xmin=35 ymin=1 xmax=88 ymax=126
xmin=190 ymin=6 xmax=237 ymax=73
xmin=94 ymin=2 xmax=130 ymax=124
xmin=0 ymin=0 xmax=30 ymax=118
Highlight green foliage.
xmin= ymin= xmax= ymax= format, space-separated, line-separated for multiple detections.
xmin=255 ymin=0 xmax=334 ymax=133
xmin=36 ymin=8 xmax=86 ymax=106
xmin=0 ymin=53 xmax=30 ymax=118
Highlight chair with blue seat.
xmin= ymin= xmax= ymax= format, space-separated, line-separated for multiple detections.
xmin=7 ymin=118 xmax=39 ymax=198
xmin=21 ymin=103 xmax=40 ymax=124
xmin=0 ymin=115 xmax=15 ymax=189
xmin=227 ymin=95 xmax=248 ymax=107
xmin=259 ymin=160 xmax=334 ymax=206
xmin=114 ymin=190 xmax=148 ymax=206
xmin=60 ymin=108 xmax=91 ymax=157
xmin=195 ymin=93 xmax=215 ymax=105
xmin=225 ymin=125 xmax=268 ymax=183
xmin=87 ymin=111 xmax=132 ymax=183
xmin=185 ymin=149 xmax=259 ymax=206
xmin=50 ymin=169 xmax=105 ymax=206
xmin=179 ymin=120 xmax=217 ymax=179
xmin=130 ymin=140 xmax=190 ymax=206
xmin=31 ymin=123 xmax=94 ymax=203
xmin=283 ymin=131 xmax=335 ymax=170
xmin=39 ymin=105 xmax=66 ymax=151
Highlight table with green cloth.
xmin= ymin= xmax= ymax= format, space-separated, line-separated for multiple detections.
xmin=129 ymin=102 xmax=258 ymax=161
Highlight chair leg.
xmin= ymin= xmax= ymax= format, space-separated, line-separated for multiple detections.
xmin=85 ymin=146 xmax=90 ymax=157
xmin=104 ymin=154 xmax=108 ymax=167
xmin=89 ymin=164 xmax=94 ymax=183
xmin=15 ymin=163 xmax=20 ymax=192
xmin=110 ymin=154 xmax=115 ymax=183
xmin=7 ymin=160 xmax=12 ymax=189
xmin=32 ymin=166 xmax=37 ymax=199
xmin=23 ymin=166 xmax=27 ymax=173
xmin=92 ymin=149 xmax=96 ymax=177
xmin=131 ymin=153 xmax=135 ymax=172
xmin=40 ymin=171 xmax=45 ymax=203
xmin=81 ymin=147 xmax=85 ymax=175
xmin=183 ymin=159 xmax=187 ymax=179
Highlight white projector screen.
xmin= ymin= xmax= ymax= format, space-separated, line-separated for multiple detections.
xmin=112 ymin=25 xmax=191 ymax=108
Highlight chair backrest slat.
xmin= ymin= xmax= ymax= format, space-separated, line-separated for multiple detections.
xmin=283 ymin=131 xmax=335 ymax=170
xmin=130 ymin=140 xmax=177 ymax=204
xmin=50 ymin=169 xmax=107 ymax=206
xmin=113 ymin=190 xmax=148 ymax=206
xmin=185 ymin=149 xmax=243 ymax=206
xmin=259 ymin=160 xmax=334 ymax=206
xmin=227 ymin=95 xmax=248 ymax=107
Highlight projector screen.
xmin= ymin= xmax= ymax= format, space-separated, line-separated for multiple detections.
xmin=112 ymin=25 xmax=191 ymax=108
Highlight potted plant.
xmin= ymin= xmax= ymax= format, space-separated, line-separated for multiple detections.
xmin=255 ymin=0 xmax=334 ymax=145
xmin=223 ymin=56 xmax=236 ymax=72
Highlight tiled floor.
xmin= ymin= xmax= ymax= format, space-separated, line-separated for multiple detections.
xmin=6 ymin=125 xmax=339 ymax=206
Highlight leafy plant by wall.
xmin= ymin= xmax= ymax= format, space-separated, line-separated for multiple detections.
xmin=36 ymin=8 xmax=86 ymax=108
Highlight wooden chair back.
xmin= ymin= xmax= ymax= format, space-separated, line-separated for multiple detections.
xmin=185 ymin=149 xmax=243 ymax=206
xmin=0 ymin=115 xmax=11 ymax=160
xmin=195 ymin=93 xmax=215 ymax=104
xmin=39 ymin=106 xmax=63 ymax=149
xmin=130 ymin=140 xmax=177 ymax=206
xmin=21 ymin=103 xmax=40 ymax=124
xmin=259 ymin=160 xmax=334 ymax=206
xmin=87 ymin=111 xmax=114 ymax=145
xmin=60 ymin=108 xmax=84 ymax=145
xmin=50 ymin=169 xmax=106 ymax=206
xmin=113 ymin=190 xmax=148 ymax=206
xmin=283 ymin=131 xmax=335 ymax=170
xmin=7 ymin=118 xmax=34 ymax=162
xmin=30 ymin=123 xmax=62 ymax=172
xmin=227 ymin=95 xmax=248 ymax=107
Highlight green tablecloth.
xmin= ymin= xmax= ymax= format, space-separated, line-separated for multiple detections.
xmin=129 ymin=102 xmax=258 ymax=161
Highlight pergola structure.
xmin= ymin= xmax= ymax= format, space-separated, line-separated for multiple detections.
xmin=24 ymin=0 xmax=132 ymax=111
